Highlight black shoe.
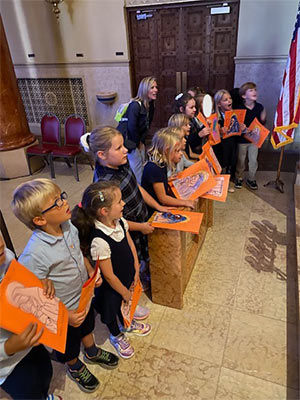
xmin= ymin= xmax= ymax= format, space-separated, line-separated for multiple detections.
xmin=246 ymin=179 xmax=258 ymax=190
xmin=67 ymin=364 xmax=99 ymax=393
xmin=234 ymin=179 xmax=243 ymax=189
xmin=84 ymin=347 xmax=119 ymax=369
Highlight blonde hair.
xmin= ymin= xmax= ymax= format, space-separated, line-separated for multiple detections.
xmin=11 ymin=179 xmax=61 ymax=230
xmin=239 ymin=82 xmax=256 ymax=97
xmin=168 ymin=113 xmax=190 ymax=128
xmin=88 ymin=126 xmax=121 ymax=162
xmin=214 ymin=89 xmax=231 ymax=119
xmin=148 ymin=127 xmax=181 ymax=169
xmin=134 ymin=76 xmax=157 ymax=108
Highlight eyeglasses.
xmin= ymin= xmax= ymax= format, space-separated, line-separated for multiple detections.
xmin=41 ymin=192 xmax=68 ymax=214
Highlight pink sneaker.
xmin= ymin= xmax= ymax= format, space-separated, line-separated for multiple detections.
xmin=122 ymin=320 xmax=152 ymax=336
xmin=133 ymin=305 xmax=150 ymax=320
xmin=109 ymin=333 xmax=134 ymax=359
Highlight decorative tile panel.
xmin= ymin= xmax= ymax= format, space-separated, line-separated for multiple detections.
xmin=17 ymin=78 xmax=89 ymax=126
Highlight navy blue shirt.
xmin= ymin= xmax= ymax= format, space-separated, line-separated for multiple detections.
xmin=141 ymin=161 xmax=168 ymax=216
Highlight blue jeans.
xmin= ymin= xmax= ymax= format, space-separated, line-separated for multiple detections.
xmin=127 ymin=144 xmax=146 ymax=184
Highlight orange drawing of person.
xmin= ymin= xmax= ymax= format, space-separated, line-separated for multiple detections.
xmin=6 ymin=282 xmax=59 ymax=334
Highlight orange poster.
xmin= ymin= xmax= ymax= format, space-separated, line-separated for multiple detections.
xmin=200 ymin=141 xmax=222 ymax=175
xmin=244 ymin=118 xmax=270 ymax=148
xmin=121 ymin=280 xmax=142 ymax=328
xmin=0 ymin=260 xmax=68 ymax=353
xmin=150 ymin=209 xmax=203 ymax=234
xmin=169 ymin=159 xmax=217 ymax=200
xmin=77 ymin=260 xmax=99 ymax=313
xmin=201 ymin=175 xmax=230 ymax=202
xmin=207 ymin=113 xmax=221 ymax=145
xmin=197 ymin=112 xmax=209 ymax=128
xmin=223 ymin=109 xmax=246 ymax=138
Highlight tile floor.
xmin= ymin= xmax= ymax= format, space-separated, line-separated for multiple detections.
xmin=0 ymin=162 xmax=299 ymax=400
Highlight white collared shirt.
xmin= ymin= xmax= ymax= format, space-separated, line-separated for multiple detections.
xmin=91 ymin=218 xmax=129 ymax=261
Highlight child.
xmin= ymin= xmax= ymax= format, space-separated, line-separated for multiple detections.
xmin=141 ymin=127 xmax=195 ymax=216
xmin=12 ymin=179 xmax=119 ymax=394
xmin=88 ymin=126 xmax=169 ymax=292
xmin=235 ymin=82 xmax=266 ymax=190
xmin=0 ymin=235 xmax=61 ymax=400
xmin=72 ymin=181 xmax=151 ymax=359
xmin=174 ymin=92 xmax=210 ymax=158
xmin=214 ymin=89 xmax=245 ymax=193
xmin=167 ymin=115 xmax=194 ymax=177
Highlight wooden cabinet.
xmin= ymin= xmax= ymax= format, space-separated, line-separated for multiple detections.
xmin=127 ymin=1 xmax=240 ymax=130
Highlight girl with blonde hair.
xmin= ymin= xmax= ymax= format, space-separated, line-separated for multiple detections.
xmin=141 ymin=127 xmax=195 ymax=216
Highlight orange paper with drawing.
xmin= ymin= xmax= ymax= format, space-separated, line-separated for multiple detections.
xmin=150 ymin=210 xmax=203 ymax=234
xmin=200 ymin=141 xmax=222 ymax=175
xmin=0 ymin=260 xmax=68 ymax=353
xmin=169 ymin=159 xmax=216 ymax=200
xmin=121 ymin=280 xmax=142 ymax=328
xmin=207 ymin=113 xmax=221 ymax=145
xmin=197 ymin=112 xmax=209 ymax=128
xmin=223 ymin=110 xmax=246 ymax=138
xmin=77 ymin=260 xmax=99 ymax=313
xmin=244 ymin=118 xmax=270 ymax=148
xmin=201 ymin=175 xmax=230 ymax=202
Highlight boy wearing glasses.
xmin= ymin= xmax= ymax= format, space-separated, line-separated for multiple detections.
xmin=12 ymin=179 xmax=119 ymax=394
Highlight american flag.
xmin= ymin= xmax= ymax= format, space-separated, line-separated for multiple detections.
xmin=271 ymin=3 xmax=300 ymax=149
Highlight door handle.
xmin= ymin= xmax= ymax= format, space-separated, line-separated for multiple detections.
xmin=176 ymin=72 xmax=181 ymax=94
xmin=182 ymin=72 xmax=187 ymax=92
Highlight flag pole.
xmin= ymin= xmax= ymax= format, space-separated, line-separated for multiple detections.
xmin=264 ymin=147 xmax=285 ymax=193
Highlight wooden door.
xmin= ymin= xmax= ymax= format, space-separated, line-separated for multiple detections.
xmin=127 ymin=1 xmax=240 ymax=129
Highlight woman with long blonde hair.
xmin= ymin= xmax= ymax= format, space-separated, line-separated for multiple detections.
xmin=124 ymin=77 xmax=158 ymax=184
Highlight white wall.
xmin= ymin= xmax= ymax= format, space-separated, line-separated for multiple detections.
xmin=236 ymin=0 xmax=299 ymax=58
xmin=0 ymin=0 xmax=129 ymax=64
xmin=235 ymin=0 xmax=299 ymax=150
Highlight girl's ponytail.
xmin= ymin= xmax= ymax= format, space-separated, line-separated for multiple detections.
xmin=71 ymin=205 xmax=94 ymax=256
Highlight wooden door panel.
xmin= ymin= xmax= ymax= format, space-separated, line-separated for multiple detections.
xmin=208 ymin=1 xmax=240 ymax=93
xmin=127 ymin=1 xmax=240 ymax=128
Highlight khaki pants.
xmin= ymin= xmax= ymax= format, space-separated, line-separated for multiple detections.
xmin=235 ymin=143 xmax=258 ymax=181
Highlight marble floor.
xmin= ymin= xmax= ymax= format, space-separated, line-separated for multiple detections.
xmin=0 ymin=162 xmax=299 ymax=400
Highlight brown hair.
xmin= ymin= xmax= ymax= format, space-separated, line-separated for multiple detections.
xmin=239 ymin=82 xmax=256 ymax=97
xmin=71 ymin=181 xmax=120 ymax=255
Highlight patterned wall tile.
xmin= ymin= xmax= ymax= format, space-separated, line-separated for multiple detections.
xmin=17 ymin=78 xmax=89 ymax=126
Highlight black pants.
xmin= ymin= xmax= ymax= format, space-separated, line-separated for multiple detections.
xmin=107 ymin=309 xmax=124 ymax=336
xmin=1 ymin=345 xmax=52 ymax=400
xmin=55 ymin=305 xmax=95 ymax=363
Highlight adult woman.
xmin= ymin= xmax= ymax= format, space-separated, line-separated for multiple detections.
xmin=126 ymin=77 xmax=158 ymax=184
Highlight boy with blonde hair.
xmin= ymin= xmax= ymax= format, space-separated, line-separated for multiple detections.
xmin=235 ymin=82 xmax=266 ymax=190
xmin=12 ymin=179 xmax=119 ymax=394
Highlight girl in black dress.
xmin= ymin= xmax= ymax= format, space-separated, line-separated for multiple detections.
xmin=72 ymin=181 xmax=151 ymax=360
xmin=174 ymin=92 xmax=210 ymax=158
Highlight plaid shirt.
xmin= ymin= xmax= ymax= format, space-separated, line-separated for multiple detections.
xmin=93 ymin=162 xmax=149 ymax=261
xmin=94 ymin=162 xmax=147 ymax=222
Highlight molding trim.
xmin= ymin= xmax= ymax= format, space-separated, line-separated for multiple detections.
xmin=234 ymin=55 xmax=287 ymax=64
xmin=13 ymin=61 xmax=130 ymax=68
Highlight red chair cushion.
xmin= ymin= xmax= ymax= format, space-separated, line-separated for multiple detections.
xmin=52 ymin=145 xmax=81 ymax=156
